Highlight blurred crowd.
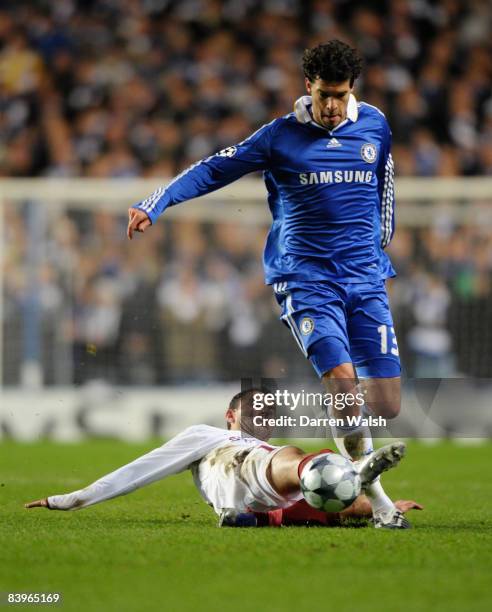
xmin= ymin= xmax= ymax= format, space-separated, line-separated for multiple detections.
xmin=0 ymin=0 xmax=492 ymax=178
xmin=3 ymin=203 xmax=492 ymax=385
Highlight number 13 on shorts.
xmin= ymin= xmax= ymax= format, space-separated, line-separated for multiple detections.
xmin=377 ymin=325 xmax=399 ymax=356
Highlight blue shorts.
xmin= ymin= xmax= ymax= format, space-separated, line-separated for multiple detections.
xmin=273 ymin=280 xmax=401 ymax=379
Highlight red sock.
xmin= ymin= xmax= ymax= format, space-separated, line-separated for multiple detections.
xmin=281 ymin=499 xmax=329 ymax=525
xmin=255 ymin=502 xmax=341 ymax=527
xmin=254 ymin=509 xmax=283 ymax=527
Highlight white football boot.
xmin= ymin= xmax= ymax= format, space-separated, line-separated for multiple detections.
xmin=372 ymin=507 xmax=411 ymax=529
xmin=354 ymin=441 xmax=411 ymax=529
xmin=355 ymin=441 xmax=406 ymax=490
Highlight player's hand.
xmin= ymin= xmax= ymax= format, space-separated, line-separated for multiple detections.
xmin=394 ymin=499 xmax=424 ymax=513
xmin=25 ymin=498 xmax=50 ymax=509
xmin=127 ymin=208 xmax=151 ymax=240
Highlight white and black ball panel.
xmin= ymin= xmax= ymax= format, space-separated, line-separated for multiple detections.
xmin=300 ymin=453 xmax=361 ymax=512
xmin=302 ymin=467 xmax=322 ymax=491
xmin=321 ymin=464 xmax=344 ymax=485
xmin=323 ymin=454 xmax=347 ymax=467
xmin=334 ymin=478 xmax=357 ymax=501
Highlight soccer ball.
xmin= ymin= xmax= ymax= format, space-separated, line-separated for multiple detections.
xmin=300 ymin=452 xmax=361 ymax=513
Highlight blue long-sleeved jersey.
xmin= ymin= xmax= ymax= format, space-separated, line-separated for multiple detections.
xmin=134 ymin=95 xmax=396 ymax=284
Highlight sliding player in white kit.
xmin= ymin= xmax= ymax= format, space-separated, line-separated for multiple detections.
xmin=25 ymin=389 xmax=422 ymax=527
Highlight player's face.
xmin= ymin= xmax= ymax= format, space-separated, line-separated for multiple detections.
xmin=305 ymin=78 xmax=352 ymax=130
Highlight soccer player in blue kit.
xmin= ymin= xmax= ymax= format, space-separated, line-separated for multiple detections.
xmin=127 ymin=41 xmax=408 ymax=528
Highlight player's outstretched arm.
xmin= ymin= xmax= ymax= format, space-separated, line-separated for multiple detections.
xmin=23 ymin=425 xmax=224 ymax=512
xmin=126 ymin=121 xmax=275 ymax=239
xmin=127 ymin=208 xmax=151 ymax=240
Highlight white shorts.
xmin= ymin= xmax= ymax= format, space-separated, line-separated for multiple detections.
xmin=194 ymin=443 xmax=303 ymax=514
xmin=240 ymin=445 xmax=304 ymax=512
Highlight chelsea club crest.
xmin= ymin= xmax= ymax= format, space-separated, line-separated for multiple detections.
xmin=360 ymin=143 xmax=377 ymax=163
xmin=300 ymin=317 xmax=314 ymax=335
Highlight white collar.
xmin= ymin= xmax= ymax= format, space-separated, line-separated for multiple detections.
xmin=294 ymin=94 xmax=358 ymax=129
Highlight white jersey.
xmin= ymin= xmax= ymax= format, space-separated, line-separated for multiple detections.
xmin=47 ymin=424 xmax=302 ymax=514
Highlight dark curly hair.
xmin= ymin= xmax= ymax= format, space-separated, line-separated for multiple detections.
xmin=302 ymin=40 xmax=363 ymax=86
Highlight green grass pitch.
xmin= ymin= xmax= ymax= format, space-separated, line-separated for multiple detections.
xmin=1 ymin=440 xmax=491 ymax=612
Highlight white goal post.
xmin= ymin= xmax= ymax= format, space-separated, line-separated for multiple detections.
xmin=1 ymin=176 xmax=492 ymax=222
